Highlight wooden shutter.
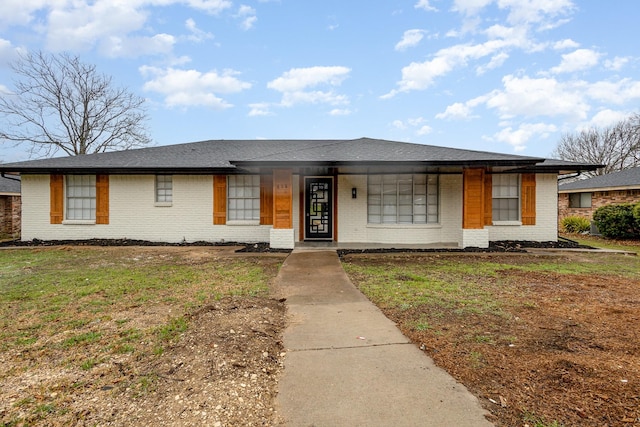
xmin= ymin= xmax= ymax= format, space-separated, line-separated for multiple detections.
xmin=50 ymin=174 xmax=64 ymax=224
xmin=521 ymin=173 xmax=536 ymax=225
xmin=96 ymin=174 xmax=109 ymax=224
xmin=483 ymin=172 xmax=493 ymax=226
xmin=213 ymin=175 xmax=227 ymax=225
xmin=273 ymin=169 xmax=292 ymax=229
xmin=260 ymin=174 xmax=273 ymax=225
xmin=462 ymin=168 xmax=485 ymax=229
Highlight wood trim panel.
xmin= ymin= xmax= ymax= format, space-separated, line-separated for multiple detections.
xmin=463 ymin=168 xmax=485 ymax=229
xmin=213 ymin=175 xmax=227 ymax=225
xmin=95 ymin=174 xmax=109 ymax=224
xmin=260 ymin=174 xmax=273 ymax=225
xmin=521 ymin=173 xmax=536 ymax=225
xmin=299 ymin=175 xmax=304 ymax=239
xmin=483 ymin=172 xmax=492 ymax=226
xmin=273 ymin=169 xmax=293 ymax=229
xmin=50 ymin=174 xmax=64 ymax=224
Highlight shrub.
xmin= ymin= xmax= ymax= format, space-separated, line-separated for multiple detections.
xmin=561 ymin=216 xmax=591 ymax=233
xmin=592 ymin=203 xmax=640 ymax=239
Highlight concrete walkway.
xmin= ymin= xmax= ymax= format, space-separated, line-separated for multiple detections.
xmin=275 ymin=249 xmax=493 ymax=427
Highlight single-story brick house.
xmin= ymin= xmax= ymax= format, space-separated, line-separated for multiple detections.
xmin=0 ymin=175 xmax=21 ymax=238
xmin=558 ymin=166 xmax=640 ymax=226
xmin=0 ymin=138 xmax=598 ymax=249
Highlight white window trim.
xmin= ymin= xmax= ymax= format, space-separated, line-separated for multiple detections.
xmin=492 ymin=174 xmax=520 ymax=222
xmin=155 ymin=175 xmax=173 ymax=205
xmin=367 ymin=174 xmax=439 ymax=225
xmin=62 ymin=220 xmax=96 ymax=225
xmin=65 ymin=174 xmax=97 ymax=221
xmin=227 ymin=175 xmax=260 ymax=222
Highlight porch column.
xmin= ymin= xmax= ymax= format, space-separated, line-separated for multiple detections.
xmin=461 ymin=168 xmax=489 ymax=248
xmin=270 ymin=169 xmax=295 ymax=249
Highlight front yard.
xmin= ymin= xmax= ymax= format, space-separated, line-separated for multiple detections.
xmin=1 ymin=242 xmax=638 ymax=426
xmin=342 ymin=247 xmax=640 ymax=427
xmin=0 ymin=246 xmax=287 ymax=426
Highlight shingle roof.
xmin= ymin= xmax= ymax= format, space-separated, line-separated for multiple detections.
xmin=0 ymin=176 xmax=21 ymax=194
xmin=0 ymin=137 xmax=598 ymax=174
xmin=559 ymin=167 xmax=640 ymax=192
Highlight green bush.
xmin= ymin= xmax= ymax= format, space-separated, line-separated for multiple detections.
xmin=592 ymin=203 xmax=640 ymax=239
xmin=561 ymin=216 xmax=591 ymax=233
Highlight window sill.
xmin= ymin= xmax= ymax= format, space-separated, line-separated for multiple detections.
xmin=491 ymin=221 xmax=522 ymax=226
xmin=154 ymin=202 xmax=173 ymax=207
xmin=62 ymin=220 xmax=96 ymax=225
xmin=367 ymin=223 xmax=441 ymax=228
xmin=225 ymin=220 xmax=261 ymax=226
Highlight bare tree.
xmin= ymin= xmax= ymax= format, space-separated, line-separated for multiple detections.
xmin=552 ymin=114 xmax=640 ymax=176
xmin=0 ymin=51 xmax=151 ymax=157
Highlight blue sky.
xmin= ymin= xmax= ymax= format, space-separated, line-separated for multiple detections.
xmin=1 ymin=0 xmax=639 ymax=162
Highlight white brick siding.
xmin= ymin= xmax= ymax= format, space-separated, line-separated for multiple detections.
xmin=336 ymin=174 xmax=462 ymax=246
xmin=22 ymin=174 xmax=272 ymax=243
xmin=487 ymin=173 xmax=558 ymax=242
xmin=21 ymin=172 xmax=559 ymax=247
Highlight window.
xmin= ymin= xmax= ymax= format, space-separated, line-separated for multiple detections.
xmin=66 ymin=175 xmax=96 ymax=220
xmin=367 ymin=174 xmax=438 ymax=224
xmin=492 ymin=174 xmax=519 ymax=221
xmin=156 ymin=175 xmax=173 ymax=203
xmin=569 ymin=192 xmax=591 ymax=208
xmin=227 ymin=175 xmax=260 ymax=221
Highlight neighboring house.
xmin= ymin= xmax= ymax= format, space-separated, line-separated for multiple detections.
xmin=0 ymin=175 xmax=21 ymax=238
xmin=0 ymin=138 xmax=598 ymax=249
xmin=558 ymin=166 xmax=640 ymax=226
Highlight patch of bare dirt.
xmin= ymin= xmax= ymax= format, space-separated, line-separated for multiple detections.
xmin=1 ymin=297 xmax=286 ymax=427
xmin=348 ymin=253 xmax=640 ymax=427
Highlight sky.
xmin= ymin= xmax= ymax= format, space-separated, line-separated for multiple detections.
xmin=1 ymin=0 xmax=639 ymax=163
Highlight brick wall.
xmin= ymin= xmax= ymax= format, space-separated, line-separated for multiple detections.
xmin=558 ymin=189 xmax=640 ymax=229
xmin=0 ymin=195 xmax=21 ymax=238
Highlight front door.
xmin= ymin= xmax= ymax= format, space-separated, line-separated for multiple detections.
xmin=305 ymin=177 xmax=333 ymax=240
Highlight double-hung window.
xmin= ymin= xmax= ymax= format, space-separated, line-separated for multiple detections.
xmin=568 ymin=192 xmax=591 ymax=208
xmin=492 ymin=174 xmax=519 ymax=221
xmin=227 ymin=175 xmax=260 ymax=221
xmin=367 ymin=174 xmax=438 ymax=224
xmin=156 ymin=175 xmax=173 ymax=203
xmin=66 ymin=175 xmax=96 ymax=220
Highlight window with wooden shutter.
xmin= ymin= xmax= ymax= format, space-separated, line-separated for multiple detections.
xmin=96 ymin=174 xmax=109 ymax=224
xmin=213 ymin=175 xmax=227 ymax=225
xmin=50 ymin=174 xmax=64 ymax=224
xmin=521 ymin=173 xmax=536 ymax=225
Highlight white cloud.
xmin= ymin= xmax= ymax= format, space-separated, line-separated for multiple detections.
xmin=492 ymin=122 xmax=557 ymax=151
xmin=383 ymin=38 xmax=515 ymax=97
xmin=484 ymin=74 xmax=590 ymax=120
xmin=329 ymin=108 xmax=352 ymax=116
xmin=267 ymin=66 xmax=351 ymax=107
xmin=392 ymin=117 xmax=431 ymax=136
xmin=553 ymin=38 xmax=579 ymax=50
xmin=185 ymin=18 xmax=214 ymax=42
xmin=0 ymin=0 xmax=232 ymax=58
xmin=604 ymin=56 xmax=630 ymax=71
xmin=140 ymin=66 xmax=251 ymax=109
xmin=102 ymin=33 xmax=176 ymax=58
xmin=248 ymin=103 xmax=273 ymax=116
xmin=436 ymin=102 xmax=473 ymax=120
xmin=586 ymin=78 xmax=640 ymax=104
xmin=415 ymin=0 xmax=438 ymax=12
xmin=550 ymin=48 xmax=600 ymax=74
xmin=583 ymin=109 xmax=630 ymax=129
xmin=236 ymin=5 xmax=257 ymax=30
xmin=395 ymin=29 xmax=426 ymax=51
xmin=476 ymin=52 xmax=509 ymax=74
